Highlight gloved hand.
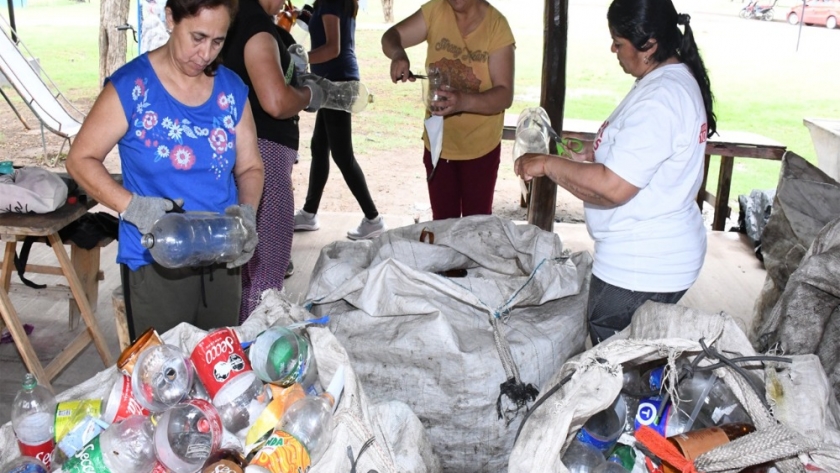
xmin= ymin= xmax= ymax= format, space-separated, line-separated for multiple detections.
xmin=122 ymin=194 xmax=183 ymax=234
xmin=287 ymin=44 xmax=309 ymax=75
xmin=225 ymin=203 xmax=258 ymax=268
xmin=303 ymin=78 xmax=325 ymax=112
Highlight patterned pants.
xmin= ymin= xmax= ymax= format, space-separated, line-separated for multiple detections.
xmin=239 ymin=139 xmax=297 ymax=323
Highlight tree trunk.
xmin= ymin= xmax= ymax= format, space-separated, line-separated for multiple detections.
xmin=99 ymin=0 xmax=130 ymax=88
xmin=528 ymin=0 xmax=569 ymax=232
xmin=382 ymin=0 xmax=394 ymax=23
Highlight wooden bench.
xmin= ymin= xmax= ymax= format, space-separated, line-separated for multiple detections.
xmin=504 ymin=116 xmax=787 ymax=231
xmin=0 ymin=202 xmax=114 ymax=392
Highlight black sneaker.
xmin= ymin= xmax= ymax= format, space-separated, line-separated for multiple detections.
xmin=285 ymin=261 xmax=295 ymax=278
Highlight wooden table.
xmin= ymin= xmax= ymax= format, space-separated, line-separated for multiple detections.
xmin=504 ymin=117 xmax=787 ymax=231
xmin=0 ymin=201 xmax=114 ymax=391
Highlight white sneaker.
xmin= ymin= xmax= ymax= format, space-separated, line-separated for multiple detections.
xmin=294 ymin=209 xmax=320 ymax=231
xmin=347 ymin=215 xmax=387 ymax=240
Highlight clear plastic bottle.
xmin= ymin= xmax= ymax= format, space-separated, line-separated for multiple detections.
xmin=512 ymin=107 xmax=551 ymax=162
xmin=576 ymin=396 xmax=626 ymax=454
xmin=0 ymin=456 xmax=48 ymax=473
xmin=57 ymin=415 xmax=156 ymax=473
xmin=214 ymin=373 xmax=271 ymax=438
xmin=141 ymin=212 xmax=249 ymax=268
xmin=592 ymin=461 xmax=630 ymax=473
xmin=154 ymin=399 xmax=224 ymax=473
xmin=131 ymin=344 xmax=194 ymax=412
xmin=306 ymin=78 xmax=373 ymax=114
xmin=11 ymin=374 xmax=56 ymax=470
xmin=560 ymin=438 xmax=606 ymax=473
xmin=248 ymin=367 xmax=345 ymax=472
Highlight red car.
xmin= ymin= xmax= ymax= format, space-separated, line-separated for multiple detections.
xmin=787 ymin=0 xmax=840 ymax=28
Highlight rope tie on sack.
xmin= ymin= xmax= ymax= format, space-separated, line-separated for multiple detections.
xmin=636 ymin=425 xmax=700 ymax=473
xmin=492 ymin=316 xmax=539 ymax=424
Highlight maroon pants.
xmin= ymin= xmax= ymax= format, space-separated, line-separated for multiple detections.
xmin=423 ymin=143 xmax=501 ymax=220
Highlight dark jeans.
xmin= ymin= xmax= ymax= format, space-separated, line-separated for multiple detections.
xmin=587 ymin=275 xmax=687 ymax=345
xmin=121 ymin=263 xmax=241 ymax=341
xmin=303 ymin=108 xmax=378 ymax=220
xmin=423 ymin=143 xmax=501 ymax=220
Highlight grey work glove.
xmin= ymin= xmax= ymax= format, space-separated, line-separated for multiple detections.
xmin=225 ymin=203 xmax=258 ymax=269
xmin=122 ymin=194 xmax=183 ymax=234
xmin=287 ymin=44 xmax=309 ymax=75
xmin=302 ymin=76 xmax=325 ymax=112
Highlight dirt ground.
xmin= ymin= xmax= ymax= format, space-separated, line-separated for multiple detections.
xmin=0 ymin=100 xmax=587 ymax=224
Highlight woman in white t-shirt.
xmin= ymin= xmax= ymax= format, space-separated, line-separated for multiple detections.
xmin=514 ymin=0 xmax=716 ymax=345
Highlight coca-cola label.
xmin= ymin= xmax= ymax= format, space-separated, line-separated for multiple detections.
xmin=202 ymin=459 xmax=244 ymax=473
xmin=190 ymin=328 xmax=252 ymax=399
xmin=18 ymin=438 xmax=54 ymax=470
xmin=151 ymin=461 xmax=169 ymax=473
xmin=114 ymin=375 xmax=150 ymax=422
xmin=60 ymin=436 xmax=111 ymax=473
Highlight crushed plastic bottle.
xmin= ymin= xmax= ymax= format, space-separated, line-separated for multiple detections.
xmin=142 ymin=212 xmax=249 ymax=268
xmin=11 ymin=374 xmax=56 ymax=470
xmin=560 ymin=438 xmax=606 ymax=473
xmin=0 ymin=456 xmax=48 ymax=473
xmin=248 ymin=367 xmax=345 ymax=472
xmin=58 ymin=415 xmax=156 ymax=473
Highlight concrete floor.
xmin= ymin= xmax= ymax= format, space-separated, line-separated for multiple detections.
xmin=0 ymin=212 xmax=765 ymax=426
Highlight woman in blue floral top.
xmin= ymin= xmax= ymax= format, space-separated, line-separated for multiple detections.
xmin=66 ymin=0 xmax=265 ymax=338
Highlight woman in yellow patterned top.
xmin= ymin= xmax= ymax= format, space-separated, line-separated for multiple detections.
xmin=382 ymin=0 xmax=515 ymax=220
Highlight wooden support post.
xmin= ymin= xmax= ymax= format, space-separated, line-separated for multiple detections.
xmin=713 ymin=155 xmax=735 ymax=231
xmin=528 ymin=0 xmax=569 ymax=232
xmin=69 ymin=244 xmax=100 ymax=330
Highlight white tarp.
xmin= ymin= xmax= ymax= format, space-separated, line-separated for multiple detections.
xmin=304 ymin=215 xmax=592 ymax=472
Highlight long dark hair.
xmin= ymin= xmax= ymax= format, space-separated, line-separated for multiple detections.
xmin=313 ymin=0 xmax=358 ymax=19
xmin=166 ymin=0 xmax=239 ymax=76
xmin=607 ymin=0 xmax=716 ymax=137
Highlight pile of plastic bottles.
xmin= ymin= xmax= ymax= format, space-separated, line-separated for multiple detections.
xmin=3 ymin=320 xmax=344 ymax=473
xmin=562 ymin=356 xmax=772 ymax=473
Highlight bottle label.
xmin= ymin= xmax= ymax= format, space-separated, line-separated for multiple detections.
xmin=107 ymin=374 xmax=150 ymax=423
xmin=245 ymin=383 xmax=306 ymax=447
xmin=635 ymin=396 xmax=672 ymax=437
xmin=17 ymin=438 xmax=54 ymax=470
xmin=250 ymin=430 xmax=311 ymax=472
xmin=669 ymin=427 xmax=731 ymax=460
xmin=202 ymin=459 xmax=244 ymax=473
xmin=190 ymin=328 xmax=252 ymax=399
xmin=55 ymin=399 xmax=101 ymax=443
xmin=60 ymin=436 xmax=111 ymax=473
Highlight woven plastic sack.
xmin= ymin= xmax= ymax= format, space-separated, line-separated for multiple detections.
xmin=752 ymin=214 xmax=840 ymax=405
xmin=305 ymin=215 xmax=592 ymax=472
xmin=509 ymin=301 xmax=840 ymax=473
xmin=0 ymin=290 xmax=439 ymax=472
xmin=751 ymin=152 xmax=840 ymax=341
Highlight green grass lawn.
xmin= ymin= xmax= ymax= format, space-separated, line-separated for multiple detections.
xmin=4 ymin=0 xmax=838 ymax=207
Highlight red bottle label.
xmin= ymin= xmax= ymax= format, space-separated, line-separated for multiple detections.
xmin=18 ymin=439 xmax=54 ymax=470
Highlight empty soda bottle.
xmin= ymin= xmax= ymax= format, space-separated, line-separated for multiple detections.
xmin=306 ymin=77 xmax=373 ymax=114
xmin=560 ymin=438 xmax=605 ymax=473
xmin=592 ymin=462 xmax=630 ymax=473
xmin=249 ymin=326 xmax=317 ymax=392
xmin=513 ymin=107 xmax=551 ymax=161
xmin=142 ymin=212 xmax=249 ymax=268
xmin=1 ymin=456 xmax=48 ymax=473
xmin=249 ymin=367 xmax=345 ymax=472
xmin=11 ymin=374 xmax=56 ymax=470
xmin=214 ymin=373 xmax=271 ymax=438
xmin=576 ymin=396 xmax=626 ymax=455
xmin=58 ymin=415 xmax=157 ymax=473
xmin=131 ymin=344 xmax=194 ymax=412
xmin=154 ymin=399 xmax=224 ymax=473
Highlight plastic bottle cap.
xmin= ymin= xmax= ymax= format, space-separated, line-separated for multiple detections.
xmin=22 ymin=373 xmax=37 ymax=390
xmin=141 ymin=234 xmax=156 ymax=249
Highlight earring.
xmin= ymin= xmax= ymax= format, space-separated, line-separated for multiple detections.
xmin=643 ymin=56 xmax=649 ymax=64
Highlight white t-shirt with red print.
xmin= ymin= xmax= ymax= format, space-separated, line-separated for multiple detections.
xmin=585 ymin=63 xmax=708 ymax=293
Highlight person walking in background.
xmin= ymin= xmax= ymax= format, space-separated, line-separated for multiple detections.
xmin=66 ymin=0 xmax=264 ymax=338
xmin=381 ymin=0 xmax=514 ymax=220
xmin=515 ymin=0 xmax=715 ymax=345
xmin=222 ymin=0 xmax=323 ymax=322
xmin=293 ymin=0 xmax=387 ymax=240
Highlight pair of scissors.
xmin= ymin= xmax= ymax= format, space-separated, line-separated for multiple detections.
xmin=399 ymin=71 xmax=428 ymax=80
xmin=556 ymin=137 xmax=585 ymax=158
